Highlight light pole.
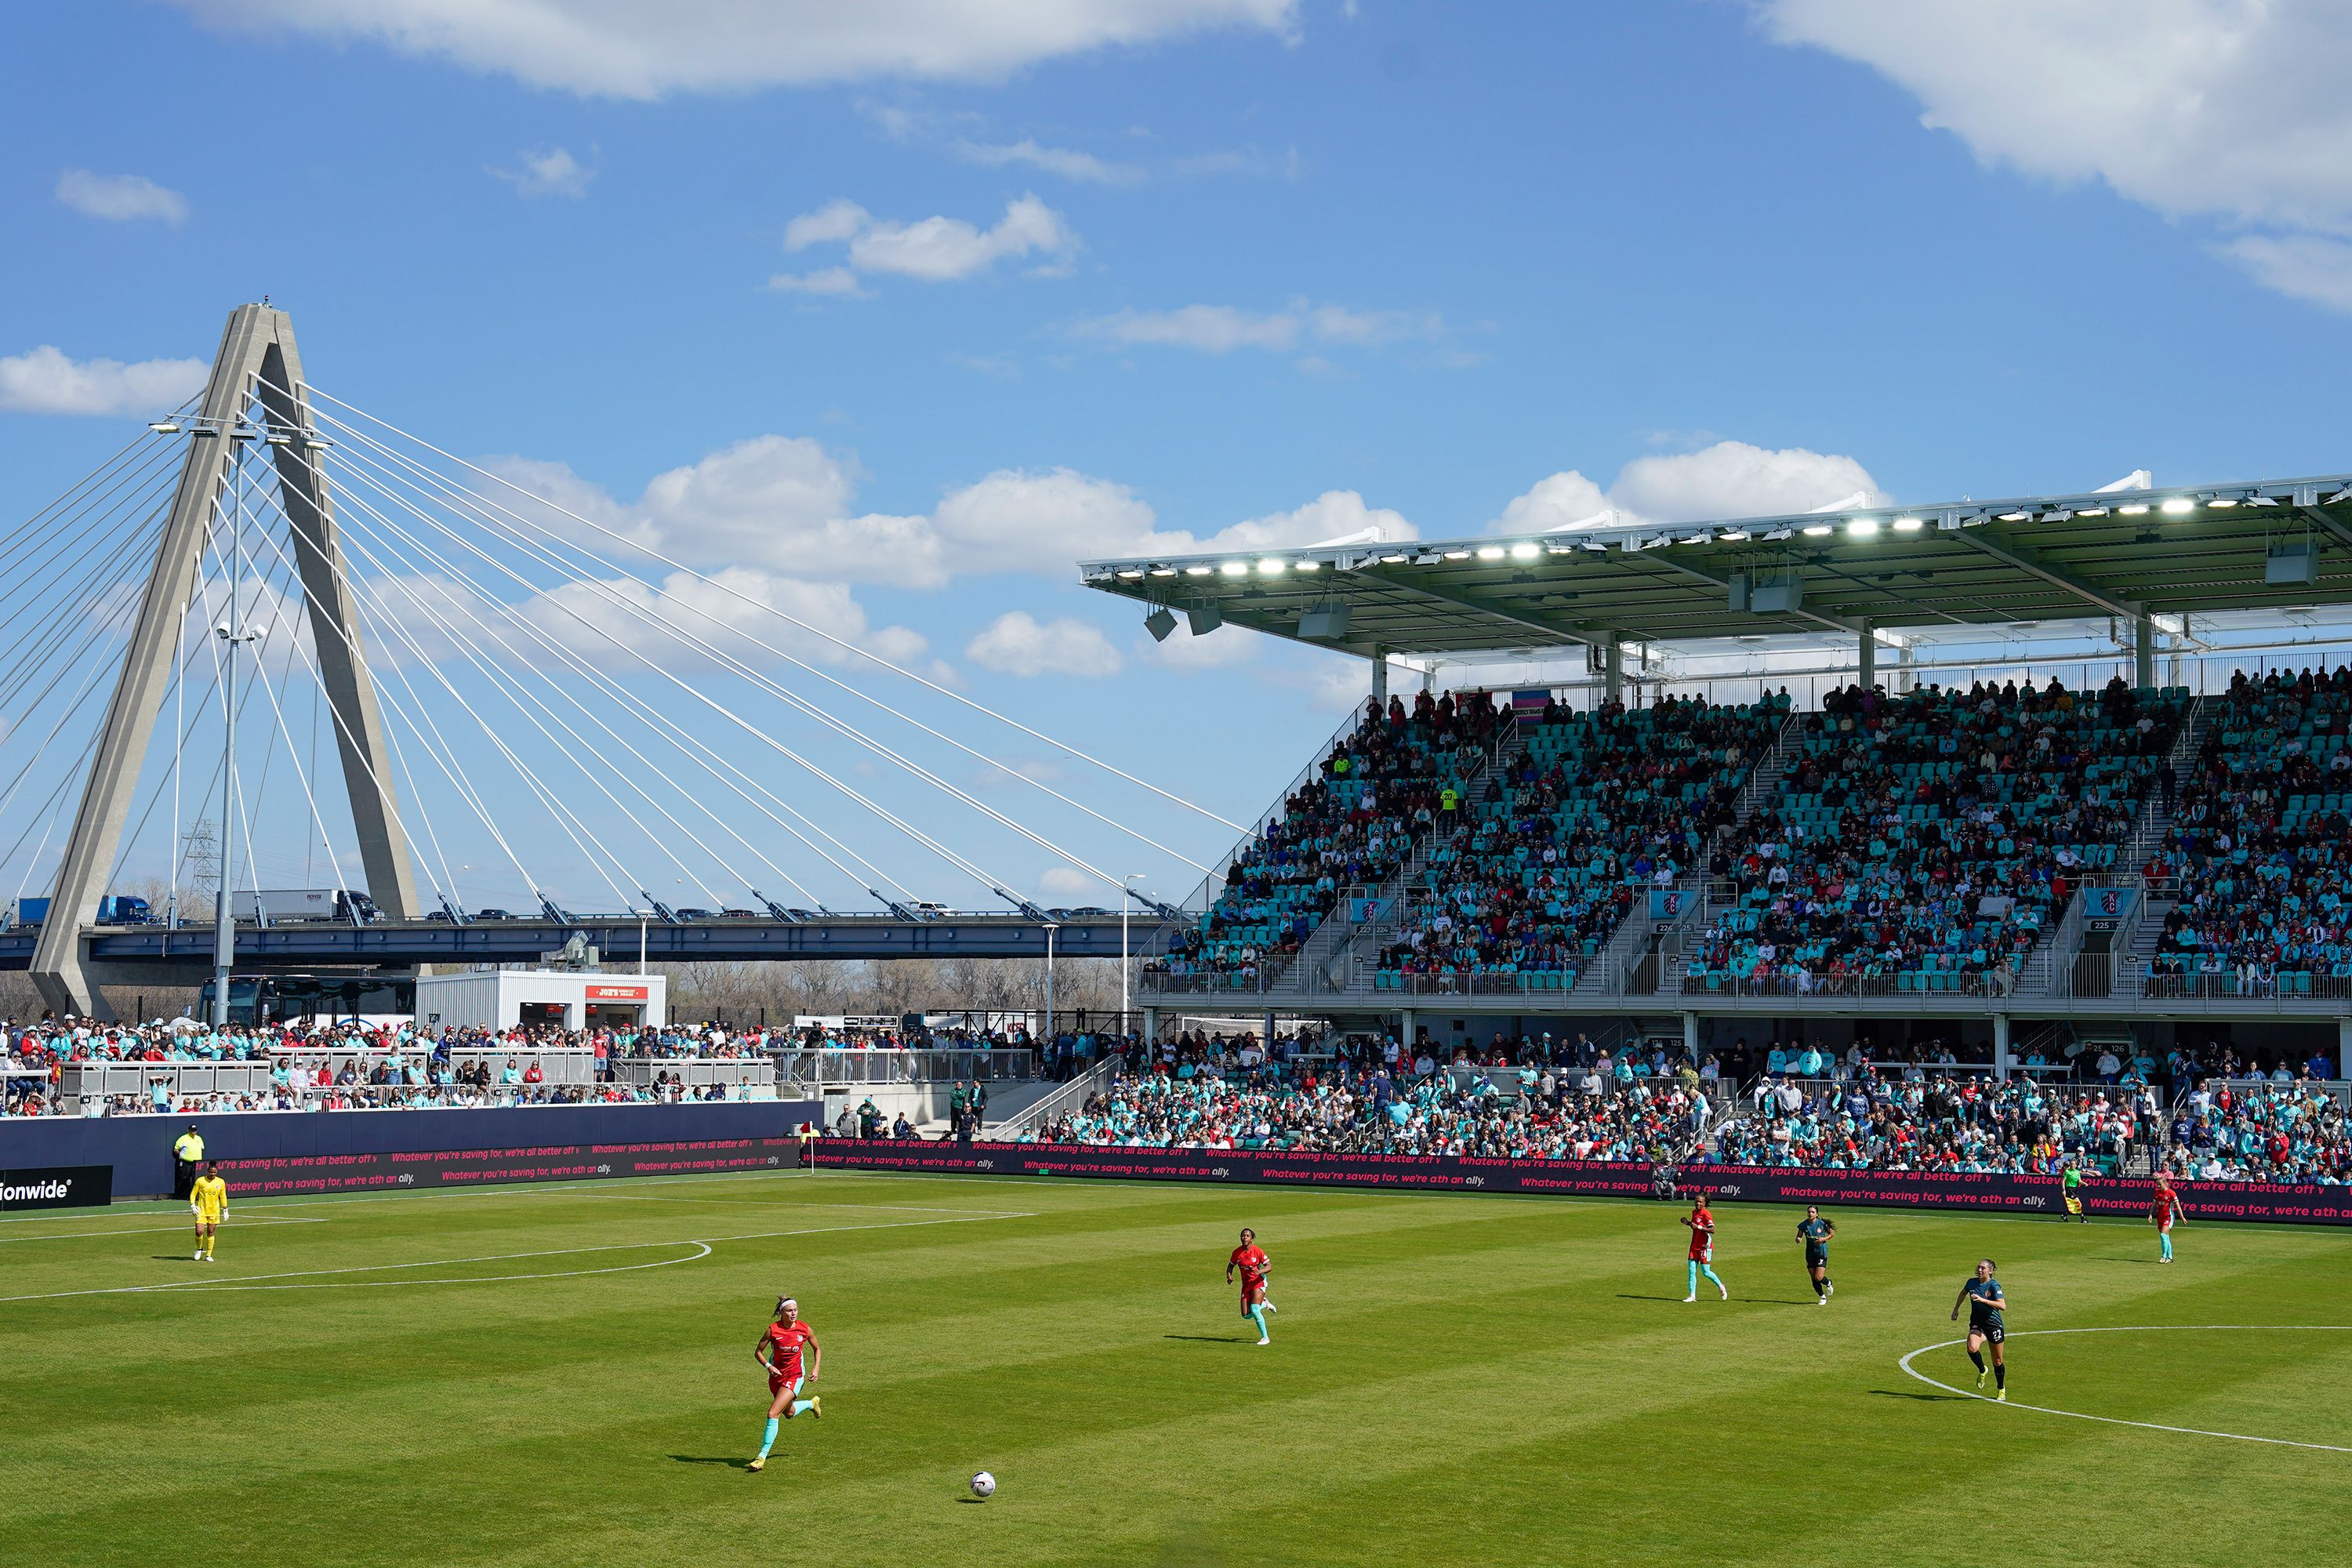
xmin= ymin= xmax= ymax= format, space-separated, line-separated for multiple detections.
xmin=1041 ymin=923 xmax=1059 ymax=1050
xmin=1120 ymin=873 xmax=1148 ymax=1025
xmin=211 ymin=448 xmax=260 ymax=1028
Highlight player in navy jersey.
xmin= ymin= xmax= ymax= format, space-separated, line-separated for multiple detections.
xmin=1794 ymin=1206 xmax=1835 ymax=1304
xmin=1949 ymin=1258 xmax=2009 ymax=1399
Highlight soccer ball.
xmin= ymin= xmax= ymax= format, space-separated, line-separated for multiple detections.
xmin=970 ymin=1471 xmax=996 ymax=1499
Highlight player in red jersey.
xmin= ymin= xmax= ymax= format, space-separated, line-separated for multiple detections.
xmin=1227 ymin=1227 xmax=1276 ymax=1345
xmin=1681 ymin=1193 xmax=1727 ymax=1302
xmin=746 ymin=1295 xmax=822 ymax=1472
xmin=2151 ymin=1172 xmax=2186 ymax=1264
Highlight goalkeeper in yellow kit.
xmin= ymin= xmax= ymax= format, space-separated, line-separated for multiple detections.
xmin=190 ymin=1161 xmax=227 ymax=1261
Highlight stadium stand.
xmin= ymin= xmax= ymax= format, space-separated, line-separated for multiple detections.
xmin=1149 ymin=689 xmax=1508 ymax=987
xmin=1682 ymin=676 xmax=2187 ymax=996
xmin=2146 ymin=664 xmax=2352 ymax=998
xmin=1370 ymin=691 xmax=1789 ymax=994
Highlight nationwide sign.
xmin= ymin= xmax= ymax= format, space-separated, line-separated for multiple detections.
xmin=811 ymin=1141 xmax=2352 ymax=1226
xmin=0 ymin=1163 xmax=113 ymax=1211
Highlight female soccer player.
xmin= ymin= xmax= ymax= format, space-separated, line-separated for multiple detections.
xmin=2151 ymin=1173 xmax=2186 ymax=1263
xmin=747 ymin=1295 xmax=822 ymax=1472
xmin=1794 ymin=1204 xmax=1835 ymax=1304
xmin=1681 ymin=1194 xmax=1727 ymax=1302
xmin=1950 ymin=1258 xmax=2009 ymax=1400
xmin=1228 ymin=1227 xmax=1275 ymax=1345
xmin=189 ymin=1160 xmax=227 ymax=1261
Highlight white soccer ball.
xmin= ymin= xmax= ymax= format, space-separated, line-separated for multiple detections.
xmin=970 ymin=1471 xmax=996 ymax=1499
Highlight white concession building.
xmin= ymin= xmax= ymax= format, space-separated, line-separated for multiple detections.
xmin=412 ymin=968 xmax=667 ymax=1032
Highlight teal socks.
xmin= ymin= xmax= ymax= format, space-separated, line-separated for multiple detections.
xmin=1249 ymin=1305 xmax=1269 ymax=1339
xmin=791 ymin=1399 xmax=816 ymax=1417
xmin=2160 ymin=1234 xmax=2172 ymax=1261
xmin=758 ymin=1417 xmax=779 ymax=1458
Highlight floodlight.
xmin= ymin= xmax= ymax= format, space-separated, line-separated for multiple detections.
xmin=2118 ymin=503 xmax=2150 ymax=515
xmin=1144 ymin=607 xmax=1177 ymax=642
xmin=1892 ymin=518 xmax=1923 ymax=532
xmin=1718 ymin=529 xmax=1750 ymax=542
xmin=1443 ymin=550 xmax=1472 ymax=561
xmin=2206 ymin=495 xmax=2238 ymax=508
xmin=1996 ymin=510 xmax=2030 ymax=522
xmin=1294 ymin=560 xmax=1322 ymax=572
xmin=1381 ymin=553 xmax=1410 ymax=564
xmin=1509 ymin=542 xmax=1539 ymax=560
xmin=2160 ymin=497 xmax=2195 ymax=514
xmin=1149 ymin=567 xmax=1177 ymax=577
xmin=1116 ymin=569 xmax=1144 ymax=579
xmin=1802 ymin=524 xmax=1834 ymax=536
xmin=1475 ymin=545 xmax=1504 ymax=561
xmin=1257 ymin=558 xmax=1286 ymax=574
xmin=148 ymin=420 xmax=181 ymax=434
xmin=1219 ymin=561 xmax=1250 ymax=576
xmin=1185 ymin=565 xmax=1213 ymax=576
xmin=1847 ymin=519 xmax=1879 ymax=537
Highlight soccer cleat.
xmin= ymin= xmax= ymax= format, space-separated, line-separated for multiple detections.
xmin=807 ymin=1397 xmax=822 ymax=1419
xmin=194 ymin=1250 xmax=203 ymax=1260
xmin=1256 ymin=1337 xmax=1270 ymax=1346
xmin=1262 ymin=1302 xmax=1276 ymax=1313
xmin=1827 ymin=1282 xmax=1835 ymax=1297
xmin=746 ymin=1457 xmax=765 ymax=1472
xmin=1718 ymin=1287 xmax=1728 ymax=1300
xmin=1975 ymin=1367 xmax=1988 ymax=1390
xmin=1995 ymin=1388 xmax=2008 ymax=1403
xmin=1817 ymin=1294 xmax=1827 ymax=1306
xmin=1682 ymin=1294 xmax=1697 ymax=1303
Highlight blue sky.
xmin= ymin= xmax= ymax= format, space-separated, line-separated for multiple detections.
xmin=5 ymin=1 xmax=2352 ymax=913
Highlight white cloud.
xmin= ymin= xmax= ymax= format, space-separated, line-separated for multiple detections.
xmin=1493 ymin=441 xmax=1887 ymax=532
xmin=489 ymin=145 xmax=594 ymax=198
xmin=1068 ymin=298 xmax=1448 ymax=355
xmin=767 ymin=267 xmax=870 ymax=298
xmin=479 ymin=439 xmax=1414 ymax=590
xmin=1760 ymin=0 xmax=2352 ymax=310
xmin=0 ymin=345 xmax=207 ymax=416
xmin=779 ymin=194 xmax=1079 ymax=289
xmin=953 ymin=137 xmax=1145 ymax=185
xmin=171 ymin=0 xmax=1299 ymax=98
xmin=56 ymin=169 xmax=189 ymax=225
xmin=964 ymin=612 xmax=1124 ymax=677
xmin=1037 ymin=865 xmax=1095 ymax=897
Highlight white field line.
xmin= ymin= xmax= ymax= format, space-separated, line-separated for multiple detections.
xmin=0 ymin=1210 xmax=1035 ymax=1303
xmin=0 ymin=1165 xmax=830 ymax=1224
xmin=1897 ymin=1326 xmax=2352 ymax=1454
xmin=0 ymin=1216 xmax=327 ymax=1243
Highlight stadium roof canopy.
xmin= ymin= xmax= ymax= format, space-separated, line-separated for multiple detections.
xmin=1078 ymin=472 xmax=2352 ymax=659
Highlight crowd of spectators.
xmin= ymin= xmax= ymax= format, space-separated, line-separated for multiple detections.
xmin=2147 ymin=664 xmax=2352 ymax=996
xmin=1149 ymin=689 xmax=1506 ymax=986
xmin=1708 ymin=1059 xmax=2350 ymax=1183
xmin=1374 ymin=691 xmax=1788 ymax=993
xmin=1685 ymin=676 xmax=2184 ymax=996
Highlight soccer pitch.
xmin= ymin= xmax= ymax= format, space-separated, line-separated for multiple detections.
xmin=7 ymin=1171 xmax=2350 ymax=1568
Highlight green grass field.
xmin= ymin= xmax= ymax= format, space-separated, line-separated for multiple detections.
xmin=7 ymin=1170 xmax=2351 ymax=1568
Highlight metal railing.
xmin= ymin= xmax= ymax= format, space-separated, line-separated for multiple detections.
xmin=608 ymin=1057 xmax=774 ymax=1091
xmin=771 ymin=1047 xmax=1035 ymax=1087
xmin=989 ymin=1057 xmax=1123 ymax=1138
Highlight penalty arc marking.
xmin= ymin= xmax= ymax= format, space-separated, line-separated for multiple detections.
xmin=1898 ymin=1326 xmax=2352 ymax=1454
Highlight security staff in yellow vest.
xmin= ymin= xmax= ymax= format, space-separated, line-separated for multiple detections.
xmin=172 ymin=1123 xmax=205 ymax=1200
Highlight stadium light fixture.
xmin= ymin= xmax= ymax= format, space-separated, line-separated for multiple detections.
xmin=1185 ymin=564 xmax=1213 ymax=576
xmin=1764 ymin=527 xmax=1794 ymax=541
xmin=1475 ymin=545 xmax=1505 ymax=561
xmin=2327 ymin=486 xmax=2352 ymax=505
xmin=2246 ymin=492 xmax=2279 ymax=506
xmin=1294 ymin=560 xmax=1322 ymax=572
xmin=2205 ymin=494 xmax=2237 ymax=509
xmin=2040 ymin=508 xmax=2072 ymax=523
xmin=1846 ymin=519 xmax=1879 ymax=537
xmin=1116 ymin=569 xmax=1144 ymax=579
xmin=1380 ymin=552 xmax=1410 ymax=564
xmin=2160 ymin=497 xmax=2196 ymax=514
xmin=1802 ymin=524 xmax=1834 ymax=536
xmin=1719 ymin=528 xmax=1750 ymax=542
xmin=1508 ymin=542 xmax=1539 ymax=560
xmin=1443 ymin=549 xmax=1472 ymax=561
xmin=1892 ymin=517 xmax=1923 ymax=532
xmin=2078 ymin=506 xmax=2108 ymax=517
xmin=1220 ymin=561 xmax=1250 ymax=576
xmin=2118 ymin=503 xmax=2150 ymax=515
xmin=1257 ymin=558 xmax=1287 ymax=574
xmin=1149 ymin=567 xmax=1176 ymax=577
xmin=1996 ymin=510 xmax=2030 ymax=522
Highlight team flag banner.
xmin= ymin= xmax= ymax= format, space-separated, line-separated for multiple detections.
xmin=813 ymin=1140 xmax=2352 ymax=1226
